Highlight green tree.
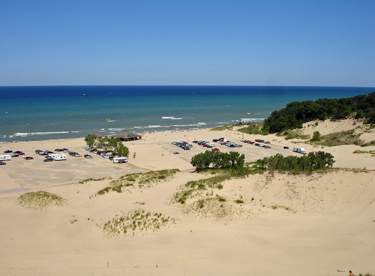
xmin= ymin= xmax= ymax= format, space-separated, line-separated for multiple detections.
xmin=108 ymin=137 xmax=121 ymax=152
xmin=84 ymin=134 xmax=96 ymax=147
xmin=115 ymin=143 xmax=129 ymax=157
xmin=311 ymin=131 xmax=321 ymax=142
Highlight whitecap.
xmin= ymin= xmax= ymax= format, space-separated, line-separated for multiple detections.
xmin=29 ymin=131 xmax=69 ymax=136
xmin=14 ymin=133 xmax=29 ymax=137
xmin=108 ymin=128 xmax=124 ymax=131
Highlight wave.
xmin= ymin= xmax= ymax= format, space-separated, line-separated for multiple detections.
xmin=162 ymin=116 xmax=183 ymax=120
xmin=146 ymin=125 xmax=170 ymax=128
xmin=172 ymin=124 xmax=196 ymax=127
xmin=14 ymin=133 xmax=28 ymax=137
xmin=14 ymin=131 xmax=71 ymax=137
xmin=240 ymin=118 xmax=265 ymax=123
xmin=108 ymin=128 xmax=124 ymax=131
xmin=106 ymin=119 xmax=116 ymax=123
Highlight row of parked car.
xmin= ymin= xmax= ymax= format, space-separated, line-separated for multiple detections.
xmin=213 ymin=138 xmax=243 ymax=148
xmin=84 ymin=147 xmax=129 ymax=163
xmin=240 ymin=139 xmax=271 ymax=149
xmin=3 ymin=150 xmax=26 ymax=157
xmin=85 ymin=147 xmax=112 ymax=159
xmin=171 ymin=141 xmax=193 ymax=151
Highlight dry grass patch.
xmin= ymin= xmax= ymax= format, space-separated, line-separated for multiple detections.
xmin=101 ymin=209 xmax=177 ymax=237
xmin=17 ymin=191 xmax=67 ymax=210
xmin=98 ymin=169 xmax=180 ymax=195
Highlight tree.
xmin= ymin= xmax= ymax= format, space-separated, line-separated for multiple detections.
xmin=84 ymin=134 xmax=96 ymax=147
xmin=191 ymin=151 xmax=245 ymax=171
xmin=108 ymin=137 xmax=121 ymax=152
xmin=115 ymin=143 xmax=129 ymax=157
xmin=311 ymin=131 xmax=321 ymax=142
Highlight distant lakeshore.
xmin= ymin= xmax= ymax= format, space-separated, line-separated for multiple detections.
xmin=1 ymin=85 xmax=374 ymax=142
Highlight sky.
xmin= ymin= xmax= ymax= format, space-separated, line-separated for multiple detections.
xmin=1 ymin=0 xmax=374 ymax=87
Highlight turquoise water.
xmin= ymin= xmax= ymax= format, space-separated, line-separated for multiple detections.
xmin=0 ymin=86 xmax=374 ymax=142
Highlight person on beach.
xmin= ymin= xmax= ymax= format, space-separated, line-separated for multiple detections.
xmin=349 ymin=270 xmax=354 ymax=276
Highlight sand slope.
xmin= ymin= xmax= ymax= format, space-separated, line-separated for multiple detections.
xmin=1 ymin=127 xmax=374 ymax=275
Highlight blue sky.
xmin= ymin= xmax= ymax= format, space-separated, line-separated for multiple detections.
xmin=1 ymin=0 xmax=374 ymax=86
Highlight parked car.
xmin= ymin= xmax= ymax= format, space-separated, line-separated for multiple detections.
xmin=173 ymin=152 xmax=180 ymax=154
xmin=212 ymin=148 xmax=220 ymax=151
xmin=84 ymin=154 xmax=93 ymax=159
xmin=264 ymin=146 xmax=271 ymax=149
xmin=44 ymin=157 xmax=53 ymax=162
xmin=11 ymin=153 xmax=19 ymax=157
xmin=0 ymin=161 xmax=6 ymax=165
xmin=283 ymin=146 xmax=289 ymax=149
xmin=4 ymin=150 xmax=12 ymax=153
xmin=23 ymin=156 xmax=34 ymax=160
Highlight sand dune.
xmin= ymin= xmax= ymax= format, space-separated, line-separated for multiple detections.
xmin=0 ymin=126 xmax=374 ymax=275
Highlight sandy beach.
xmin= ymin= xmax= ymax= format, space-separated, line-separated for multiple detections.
xmin=1 ymin=122 xmax=375 ymax=276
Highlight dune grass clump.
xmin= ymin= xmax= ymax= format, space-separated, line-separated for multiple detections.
xmin=17 ymin=191 xmax=67 ymax=210
xmin=79 ymin=176 xmax=112 ymax=184
xmin=237 ymin=122 xmax=267 ymax=135
xmin=211 ymin=125 xmax=235 ymax=131
xmin=171 ymin=169 xmax=257 ymax=219
xmin=102 ymin=209 xmax=177 ymax=237
xmin=98 ymin=169 xmax=180 ymax=195
xmin=353 ymin=149 xmax=375 ymax=157
xmin=312 ymin=129 xmax=363 ymax=146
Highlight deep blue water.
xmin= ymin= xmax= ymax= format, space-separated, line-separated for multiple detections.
xmin=0 ymin=86 xmax=374 ymax=142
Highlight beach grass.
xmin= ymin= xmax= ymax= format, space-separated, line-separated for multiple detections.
xmin=79 ymin=176 xmax=112 ymax=184
xmin=237 ymin=122 xmax=267 ymax=135
xmin=310 ymin=129 xmax=363 ymax=146
xmin=17 ymin=191 xmax=67 ymax=210
xmin=101 ymin=209 xmax=177 ymax=237
xmin=171 ymin=168 xmax=259 ymax=219
xmin=211 ymin=125 xmax=235 ymax=131
xmin=98 ymin=169 xmax=180 ymax=195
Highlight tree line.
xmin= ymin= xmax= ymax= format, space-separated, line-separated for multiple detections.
xmin=84 ymin=134 xmax=129 ymax=157
xmin=255 ymin=152 xmax=335 ymax=172
xmin=191 ymin=150 xmax=245 ymax=171
xmin=262 ymin=91 xmax=375 ymax=133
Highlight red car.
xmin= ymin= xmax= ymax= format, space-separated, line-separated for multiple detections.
xmin=220 ymin=142 xmax=227 ymax=145
xmin=18 ymin=152 xmax=25 ymax=155
xmin=24 ymin=156 xmax=34 ymax=160
xmin=212 ymin=148 xmax=220 ymax=151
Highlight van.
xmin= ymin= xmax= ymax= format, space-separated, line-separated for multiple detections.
xmin=49 ymin=153 xmax=67 ymax=161
xmin=0 ymin=155 xmax=11 ymax=161
xmin=113 ymin=157 xmax=128 ymax=163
